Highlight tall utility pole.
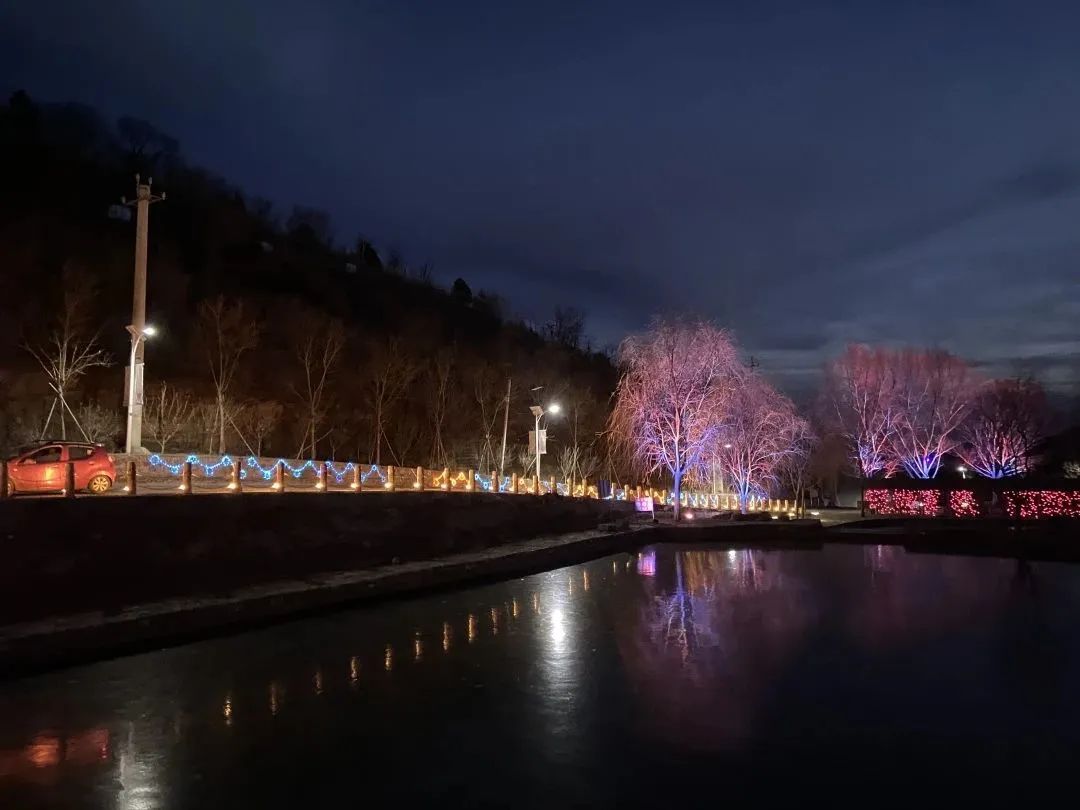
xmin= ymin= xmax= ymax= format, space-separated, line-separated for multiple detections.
xmin=122 ymin=174 xmax=164 ymax=454
xmin=498 ymin=377 xmax=512 ymax=479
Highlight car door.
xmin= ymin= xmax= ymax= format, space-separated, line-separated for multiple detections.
xmin=66 ymin=445 xmax=93 ymax=489
xmin=15 ymin=445 xmax=65 ymax=492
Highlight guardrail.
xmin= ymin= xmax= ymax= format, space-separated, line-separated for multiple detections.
xmin=0 ymin=451 xmax=800 ymax=511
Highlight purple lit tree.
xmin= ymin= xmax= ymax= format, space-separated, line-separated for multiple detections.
xmin=609 ymin=319 xmax=740 ymax=520
xmin=713 ymin=374 xmax=809 ymax=512
xmin=957 ymin=377 xmax=1047 ymax=478
xmin=822 ymin=345 xmax=900 ymax=479
xmin=889 ymin=348 xmax=976 ymax=478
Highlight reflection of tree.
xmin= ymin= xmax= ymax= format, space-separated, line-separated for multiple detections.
xmin=619 ymin=548 xmax=813 ymax=750
xmin=648 ymin=555 xmax=720 ymax=667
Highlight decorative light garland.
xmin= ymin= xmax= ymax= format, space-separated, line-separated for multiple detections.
xmin=864 ymin=488 xmax=941 ymax=516
xmin=1002 ymin=490 xmax=1080 ymax=519
xmin=948 ymin=490 xmax=980 ymax=517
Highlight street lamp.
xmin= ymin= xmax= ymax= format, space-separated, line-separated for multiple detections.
xmin=958 ymin=465 xmax=967 ymax=480
xmin=125 ymin=324 xmax=157 ymax=454
xmin=529 ymin=402 xmax=560 ymax=483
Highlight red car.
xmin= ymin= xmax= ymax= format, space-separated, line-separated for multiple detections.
xmin=4 ymin=441 xmax=116 ymax=496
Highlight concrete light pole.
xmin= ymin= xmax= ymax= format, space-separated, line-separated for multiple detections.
xmin=122 ymin=175 xmax=164 ymax=455
xmin=125 ymin=325 xmax=157 ymax=454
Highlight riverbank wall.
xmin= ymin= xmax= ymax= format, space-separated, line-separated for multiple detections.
xmin=0 ymin=492 xmax=634 ymax=628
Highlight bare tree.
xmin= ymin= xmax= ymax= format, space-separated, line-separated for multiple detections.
xmin=517 ymin=444 xmax=537 ymax=478
xmin=557 ymin=445 xmax=579 ymax=484
xmin=182 ymin=398 xmax=221 ymax=454
xmin=822 ymin=345 xmax=900 ymax=480
xmin=427 ymin=347 xmax=456 ymax=467
xmin=471 ymin=363 xmax=505 ymax=472
xmin=24 ymin=265 xmax=111 ymax=440
xmin=196 ymin=296 xmax=259 ymax=451
xmin=713 ymin=375 xmax=809 ymax=512
xmin=291 ymin=315 xmax=345 ymax=459
xmin=889 ymin=349 xmax=976 ymax=478
xmin=143 ymin=382 xmax=193 ymax=452
xmin=609 ymin=319 xmax=741 ymax=520
xmin=363 ymin=338 xmax=418 ymax=465
xmin=957 ymin=377 xmax=1047 ymax=478
xmin=776 ymin=422 xmax=818 ymax=515
xmin=237 ymin=400 xmax=283 ymax=456
xmin=74 ymin=400 xmax=122 ymax=447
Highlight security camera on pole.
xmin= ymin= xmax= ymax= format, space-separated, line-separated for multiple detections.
xmin=122 ymin=175 xmax=165 ymax=455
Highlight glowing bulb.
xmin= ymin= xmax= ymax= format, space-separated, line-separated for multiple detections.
xmin=547 ymin=403 xmax=561 ymax=414
xmin=143 ymin=325 xmax=158 ymax=337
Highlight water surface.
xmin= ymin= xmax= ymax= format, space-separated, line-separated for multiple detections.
xmin=2 ymin=544 xmax=1079 ymax=807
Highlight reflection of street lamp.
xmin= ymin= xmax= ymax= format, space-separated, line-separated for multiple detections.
xmin=958 ymin=465 xmax=967 ymax=480
xmin=125 ymin=324 xmax=157 ymax=454
xmin=529 ymin=402 xmax=560 ymax=483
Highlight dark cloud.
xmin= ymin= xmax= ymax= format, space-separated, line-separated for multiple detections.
xmin=3 ymin=0 xmax=1079 ymax=393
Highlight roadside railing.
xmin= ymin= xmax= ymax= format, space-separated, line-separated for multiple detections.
xmin=0 ymin=450 xmax=801 ymax=511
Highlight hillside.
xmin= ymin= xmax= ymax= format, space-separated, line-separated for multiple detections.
xmin=0 ymin=90 xmax=617 ymax=478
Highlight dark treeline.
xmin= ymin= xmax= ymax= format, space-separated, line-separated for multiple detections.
xmin=0 ymin=91 xmax=616 ymax=480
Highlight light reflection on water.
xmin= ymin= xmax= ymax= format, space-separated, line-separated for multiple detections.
xmin=3 ymin=544 xmax=1080 ymax=806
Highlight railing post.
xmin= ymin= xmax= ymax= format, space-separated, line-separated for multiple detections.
xmin=549 ymin=475 xmax=556 ymax=495
xmin=636 ymin=484 xmax=643 ymax=501
xmin=580 ymin=478 xmax=586 ymax=498
xmin=316 ymin=462 xmax=327 ymax=492
xmin=127 ymin=460 xmax=138 ymax=495
xmin=63 ymin=462 xmax=76 ymax=497
xmin=181 ymin=461 xmax=193 ymax=494
xmin=230 ymin=458 xmax=242 ymax=493
xmin=0 ymin=460 xmax=8 ymax=500
xmin=466 ymin=469 xmax=475 ymax=492
xmin=441 ymin=467 xmax=450 ymax=491
xmin=274 ymin=460 xmax=285 ymax=492
xmin=351 ymin=464 xmax=361 ymax=491
xmin=491 ymin=470 xmax=498 ymax=493
xmin=386 ymin=465 xmax=396 ymax=492
xmin=511 ymin=472 xmax=519 ymax=495
xmin=416 ymin=466 xmax=424 ymax=491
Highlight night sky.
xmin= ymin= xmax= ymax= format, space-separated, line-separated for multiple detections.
xmin=3 ymin=1 xmax=1079 ymax=394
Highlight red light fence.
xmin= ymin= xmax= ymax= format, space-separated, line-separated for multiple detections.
xmin=864 ymin=485 xmax=1080 ymax=520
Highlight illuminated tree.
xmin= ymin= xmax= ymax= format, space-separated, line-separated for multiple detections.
xmin=609 ymin=319 xmax=740 ymax=520
xmin=822 ymin=345 xmax=899 ymax=479
xmin=957 ymin=377 xmax=1047 ymax=478
xmin=713 ymin=375 xmax=809 ymax=512
xmin=889 ymin=348 xmax=976 ymax=478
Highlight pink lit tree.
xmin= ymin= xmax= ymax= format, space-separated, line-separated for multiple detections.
xmin=713 ymin=375 xmax=809 ymax=512
xmin=889 ymin=348 xmax=976 ymax=478
xmin=822 ymin=345 xmax=900 ymax=479
xmin=609 ymin=319 xmax=741 ymax=520
xmin=957 ymin=377 xmax=1047 ymax=478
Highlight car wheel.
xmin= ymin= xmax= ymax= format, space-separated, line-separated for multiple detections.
xmin=87 ymin=474 xmax=112 ymax=494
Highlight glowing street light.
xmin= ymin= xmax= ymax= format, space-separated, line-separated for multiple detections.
xmin=958 ymin=465 xmax=967 ymax=480
xmin=529 ymin=401 xmax=561 ymax=484
xmin=125 ymin=324 xmax=157 ymax=454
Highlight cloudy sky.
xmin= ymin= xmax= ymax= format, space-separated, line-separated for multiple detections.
xmin=3 ymin=0 xmax=1079 ymax=394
